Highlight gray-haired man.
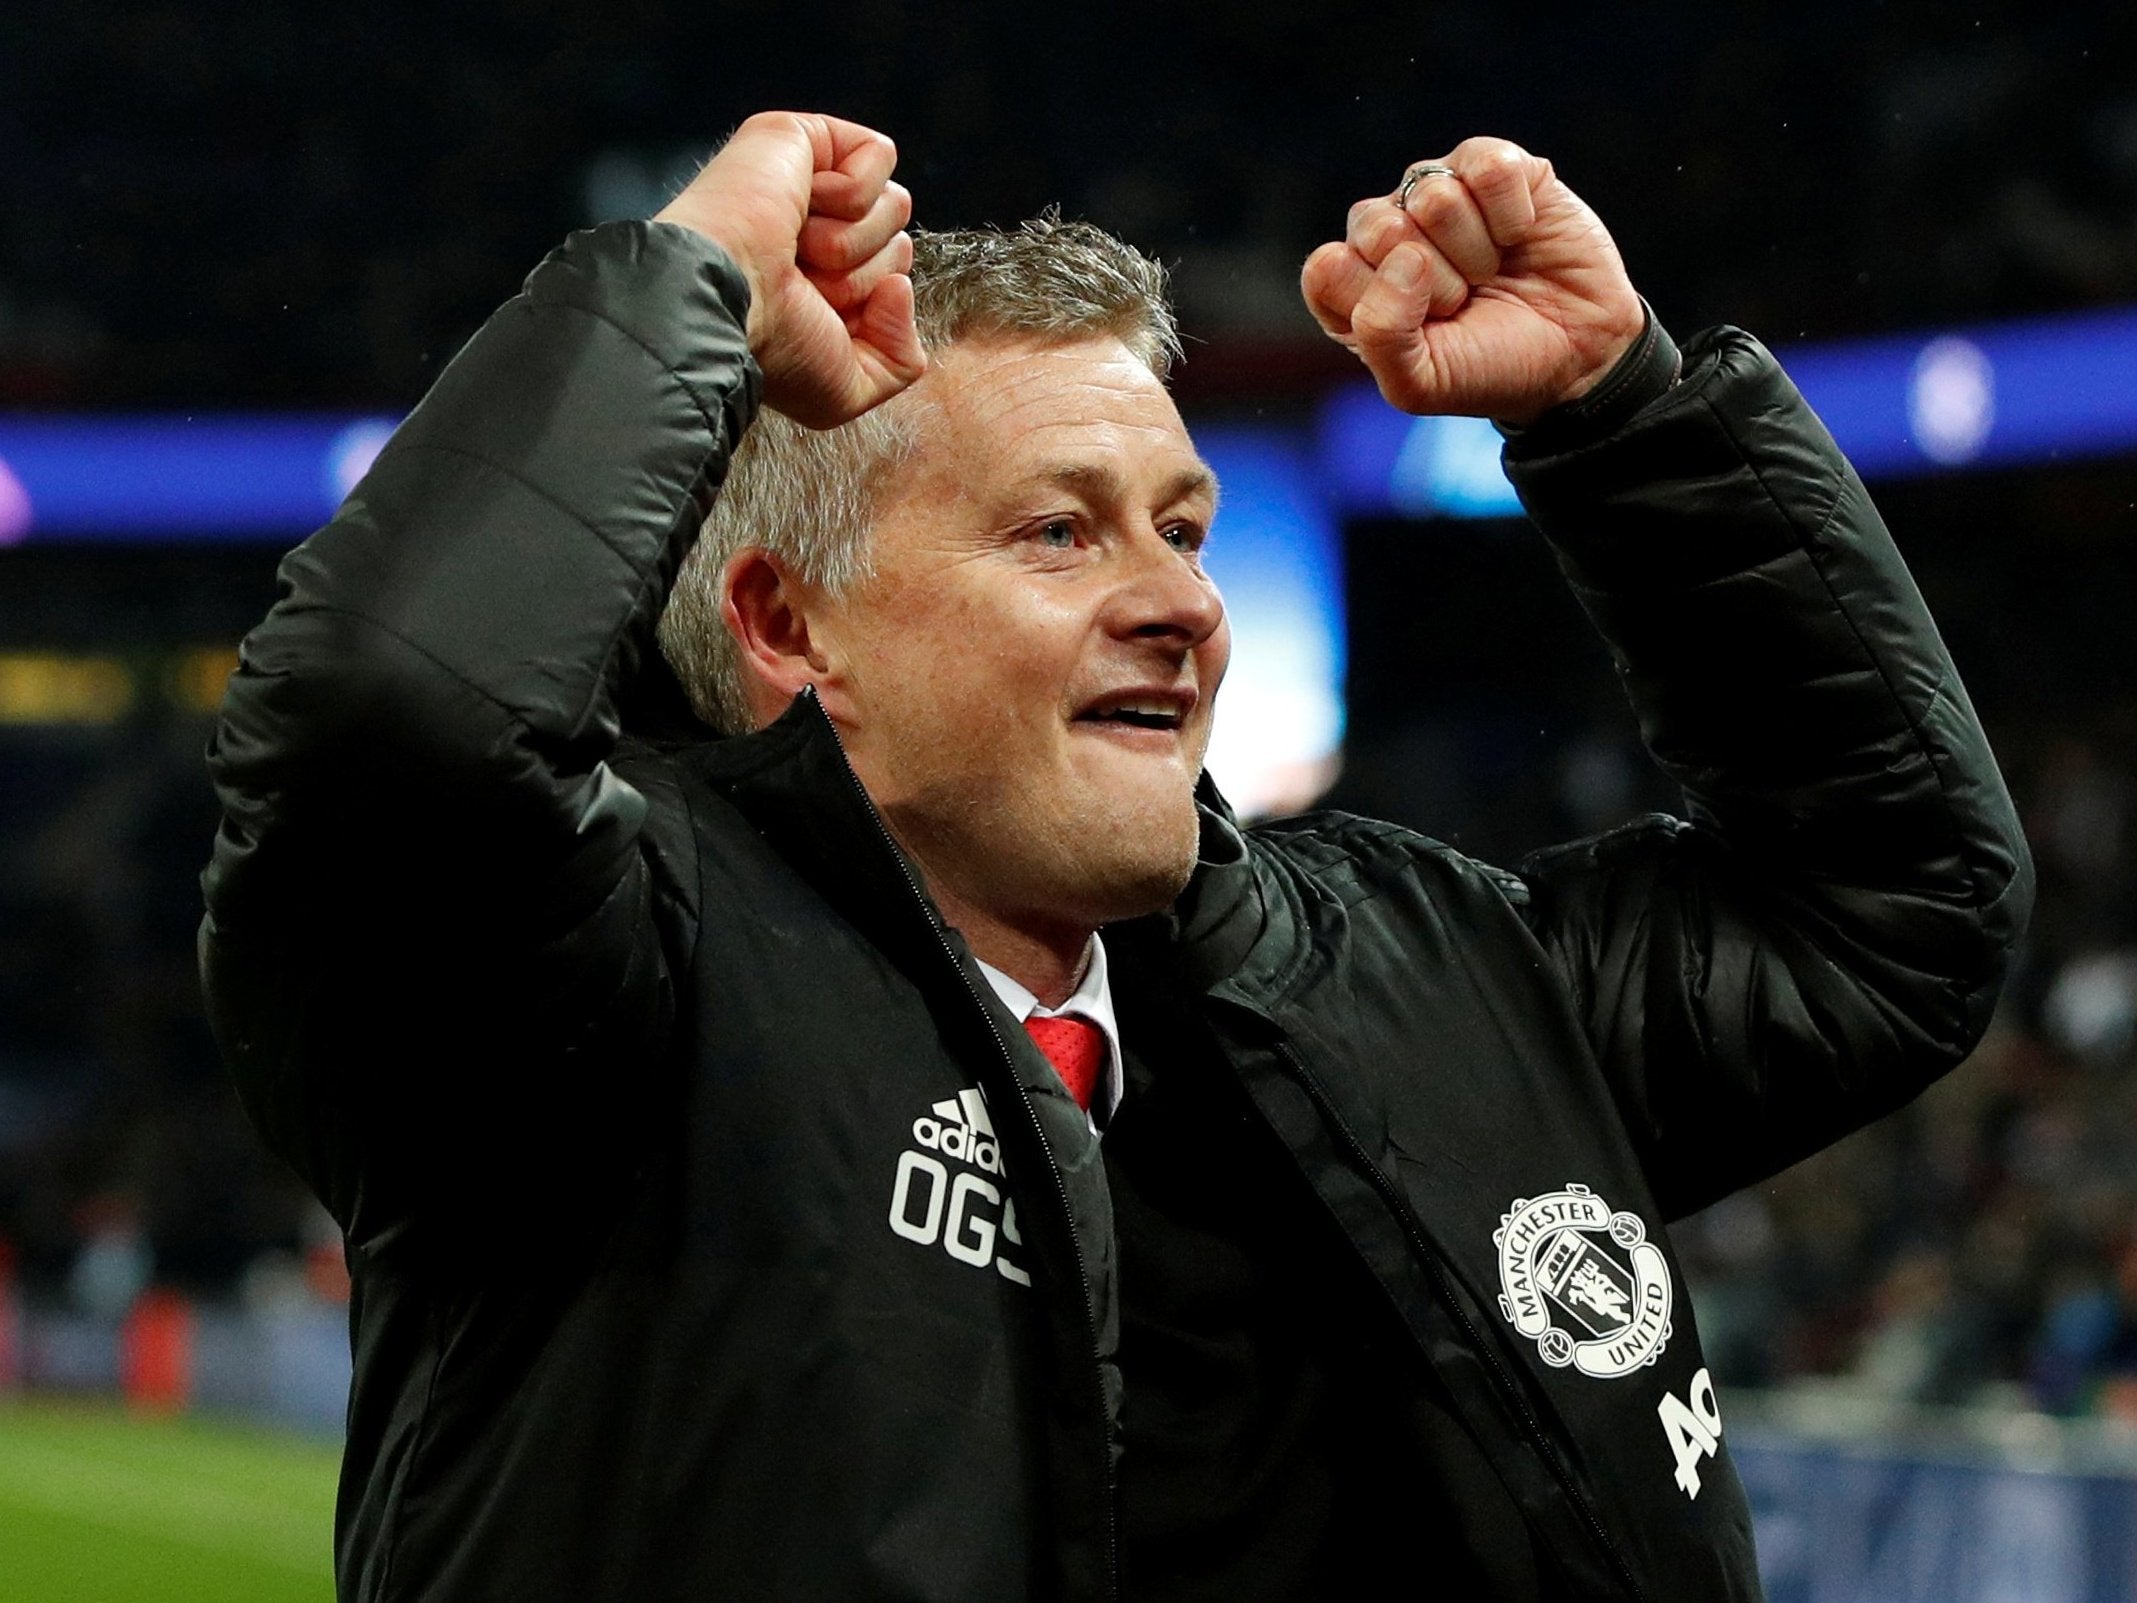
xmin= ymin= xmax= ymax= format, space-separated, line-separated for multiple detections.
xmin=202 ymin=112 xmax=2028 ymax=1600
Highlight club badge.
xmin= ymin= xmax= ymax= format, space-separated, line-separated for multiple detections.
xmin=1493 ymin=1183 xmax=1672 ymax=1378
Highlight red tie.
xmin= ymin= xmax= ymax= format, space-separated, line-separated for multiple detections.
xmin=1024 ymin=1015 xmax=1105 ymax=1113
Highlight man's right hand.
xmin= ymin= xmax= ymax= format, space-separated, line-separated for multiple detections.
xmin=656 ymin=112 xmax=926 ymax=428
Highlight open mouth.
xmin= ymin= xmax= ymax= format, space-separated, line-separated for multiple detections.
xmin=1073 ymin=691 xmax=1193 ymax=733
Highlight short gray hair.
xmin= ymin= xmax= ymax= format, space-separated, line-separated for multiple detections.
xmin=657 ymin=214 xmax=1181 ymax=734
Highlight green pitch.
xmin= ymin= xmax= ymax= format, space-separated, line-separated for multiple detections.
xmin=0 ymin=1398 xmax=337 ymax=1602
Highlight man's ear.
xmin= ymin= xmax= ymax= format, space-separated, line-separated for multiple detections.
xmin=722 ymin=551 xmax=863 ymax=730
xmin=720 ymin=549 xmax=846 ymax=727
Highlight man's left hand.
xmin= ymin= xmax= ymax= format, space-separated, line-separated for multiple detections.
xmin=1300 ymin=138 xmax=1645 ymax=425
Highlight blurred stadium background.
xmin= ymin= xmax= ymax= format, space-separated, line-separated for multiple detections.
xmin=3 ymin=3 xmax=2136 ymax=1598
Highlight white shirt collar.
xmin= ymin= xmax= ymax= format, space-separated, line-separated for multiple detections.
xmin=975 ymin=935 xmax=1124 ymax=1129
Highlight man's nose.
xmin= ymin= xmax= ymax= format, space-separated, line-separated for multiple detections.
xmin=1108 ymin=526 xmax=1226 ymax=648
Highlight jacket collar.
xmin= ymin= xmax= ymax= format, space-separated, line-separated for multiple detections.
xmin=671 ymin=688 xmax=952 ymax=965
xmin=663 ymin=688 xmax=1291 ymax=997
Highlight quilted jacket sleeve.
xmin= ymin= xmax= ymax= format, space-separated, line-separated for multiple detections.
xmin=1503 ymin=328 xmax=2033 ymax=1220
xmin=198 ymin=222 xmax=759 ymax=1245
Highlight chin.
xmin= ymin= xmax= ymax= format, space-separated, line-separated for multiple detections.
xmin=1070 ymin=805 xmax=1203 ymax=925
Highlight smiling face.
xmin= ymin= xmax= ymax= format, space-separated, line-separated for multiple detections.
xmin=811 ymin=334 xmax=1229 ymax=952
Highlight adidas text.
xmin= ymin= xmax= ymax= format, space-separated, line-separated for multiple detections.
xmin=887 ymin=1086 xmax=1029 ymax=1287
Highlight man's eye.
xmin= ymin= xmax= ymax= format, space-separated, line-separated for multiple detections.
xmin=1037 ymin=520 xmax=1076 ymax=549
xmin=1164 ymin=523 xmax=1206 ymax=553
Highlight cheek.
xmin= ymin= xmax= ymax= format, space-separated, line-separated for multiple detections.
xmin=861 ymin=606 xmax=1059 ymax=753
xmin=1202 ymin=612 xmax=1234 ymax=690
xmin=935 ymin=601 xmax=1082 ymax=719
xmin=844 ymin=568 xmax=1090 ymax=755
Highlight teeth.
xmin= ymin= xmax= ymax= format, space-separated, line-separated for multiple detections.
xmin=1079 ymin=692 xmax=1187 ymax=728
xmin=1090 ymin=699 xmax=1181 ymax=728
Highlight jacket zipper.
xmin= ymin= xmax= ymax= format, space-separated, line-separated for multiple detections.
xmin=815 ymin=703 xmax=1120 ymax=1600
xmin=1270 ymin=1037 xmax=1650 ymax=1603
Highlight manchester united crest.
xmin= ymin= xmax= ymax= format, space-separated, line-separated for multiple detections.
xmin=1493 ymin=1183 xmax=1673 ymax=1378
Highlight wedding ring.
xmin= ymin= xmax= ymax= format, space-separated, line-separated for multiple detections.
xmin=1396 ymin=162 xmax=1459 ymax=209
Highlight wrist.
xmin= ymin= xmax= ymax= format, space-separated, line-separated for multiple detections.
xmin=650 ymin=205 xmax=766 ymax=347
xmin=1498 ymin=301 xmax=1680 ymax=453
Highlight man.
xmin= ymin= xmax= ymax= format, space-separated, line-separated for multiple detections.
xmin=201 ymin=113 xmax=2029 ymax=1600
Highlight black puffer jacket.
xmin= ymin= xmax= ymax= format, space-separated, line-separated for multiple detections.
xmin=200 ymin=221 xmax=2031 ymax=1601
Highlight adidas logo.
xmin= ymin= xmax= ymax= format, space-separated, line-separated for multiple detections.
xmin=911 ymin=1087 xmax=1004 ymax=1176
xmin=889 ymin=1086 xmax=1029 ymax=1288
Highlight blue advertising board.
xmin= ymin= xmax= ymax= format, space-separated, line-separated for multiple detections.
xmin=1 ymin=303 xmax=2131 ymax=543
xmin=1315 ymin=305 xmax=2137 ymax=520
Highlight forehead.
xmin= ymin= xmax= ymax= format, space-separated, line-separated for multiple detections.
xmin=889 ymin=335 xmax=1208 ymax=503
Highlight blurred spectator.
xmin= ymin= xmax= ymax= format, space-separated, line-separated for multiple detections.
xmin=66 ymin=1191 xmax=150 ymax=1319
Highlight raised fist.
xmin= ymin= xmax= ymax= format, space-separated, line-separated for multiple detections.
xmin=656 ymin=112 xmax=927 ymax=429
xmin=1300 ymin=138 xmax=1645 ymax=425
